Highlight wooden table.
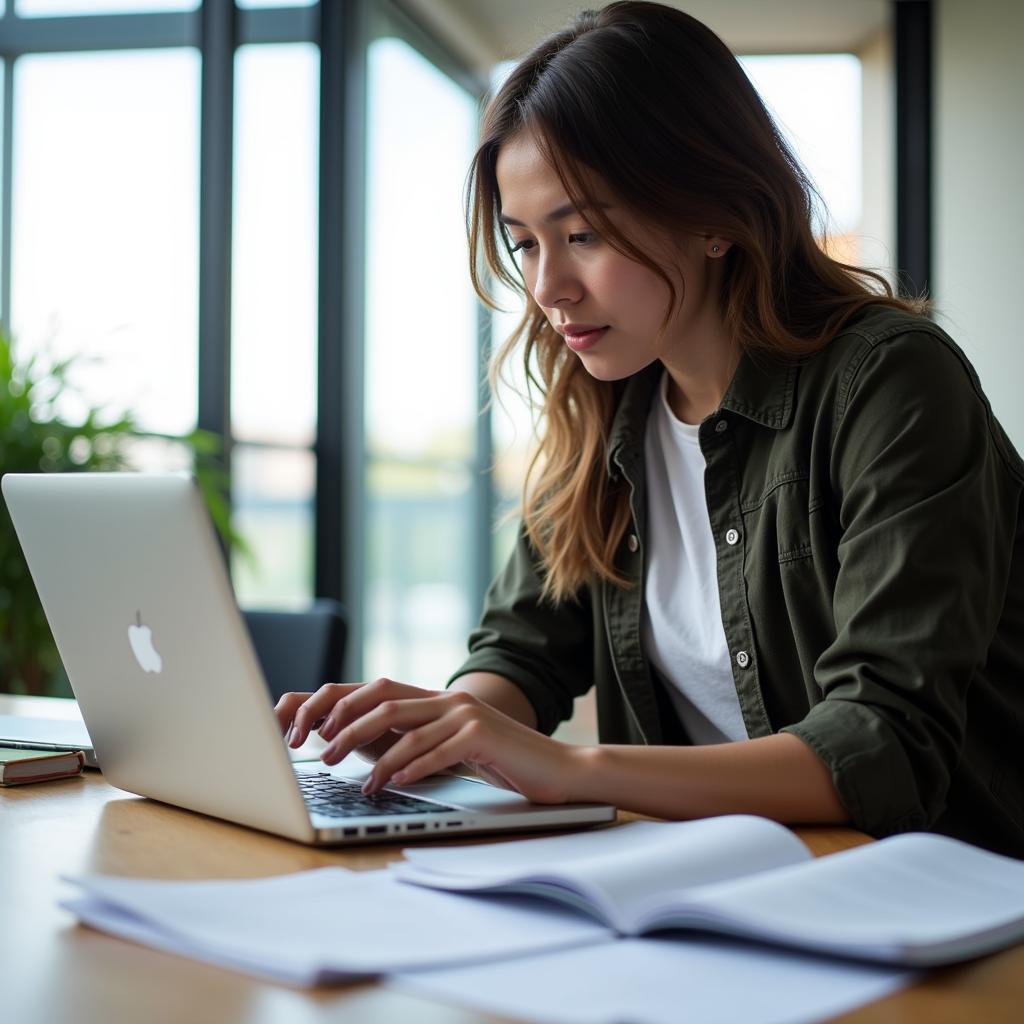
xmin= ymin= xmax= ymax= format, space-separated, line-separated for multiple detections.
xmin=2 ymin=699 xmax=1023 ymax=1023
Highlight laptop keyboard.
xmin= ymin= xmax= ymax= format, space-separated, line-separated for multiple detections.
xmin=297 ymin=772 xmax=457 ymax=818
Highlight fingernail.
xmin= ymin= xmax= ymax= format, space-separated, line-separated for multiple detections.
xmin=391 ymin=770 xmax=406 ymax=783
xmin=289 ymin=726 xmax=301 ymax=747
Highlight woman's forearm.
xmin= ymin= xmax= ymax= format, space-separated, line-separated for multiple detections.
xmin=566 ymin=732 xmax=849 ymax=824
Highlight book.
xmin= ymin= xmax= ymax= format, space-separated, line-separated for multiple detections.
xmin=392 ymin=814 xmax=1024 ymax=967
xmin=0 ymin=746 xmax=85 ymax=786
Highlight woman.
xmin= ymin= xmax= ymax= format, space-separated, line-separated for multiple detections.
xmin=277 ymin=2 xmax=1024 ymax=855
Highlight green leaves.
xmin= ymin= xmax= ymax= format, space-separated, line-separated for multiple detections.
xmin=0 ymin=328 xmax=241 ymax=695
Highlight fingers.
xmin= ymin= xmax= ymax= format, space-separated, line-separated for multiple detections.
xmin=272 ymin=692 xmax=312 ymax=734
xmin=368 ymin=730 xmax=477 ymax=795
xmin=316 ymin=677 xmax=433 ymax=744
xmin=361 ymin=715 xmax=465 ymax=792
xmin=321 ymin=693 xmax=465 ymax=766
xmin=279 ymin=682 xmax=361 ymax=747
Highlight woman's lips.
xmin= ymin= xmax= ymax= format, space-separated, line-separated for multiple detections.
xmin=562 ymin=326 xmax=609 ymax=352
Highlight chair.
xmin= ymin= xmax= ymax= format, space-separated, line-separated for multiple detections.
xmin=242 ymin=599 xmax=347 ymax=704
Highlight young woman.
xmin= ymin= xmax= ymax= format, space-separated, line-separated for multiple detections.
xmin=277 ymin=1 xmax=1024 ymax=856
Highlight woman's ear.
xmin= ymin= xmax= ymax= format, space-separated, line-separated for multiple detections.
xmin=706 ymin=237 xmax=733 ymax=258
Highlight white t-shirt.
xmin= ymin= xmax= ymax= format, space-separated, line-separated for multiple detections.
xmin=641 ymin=371 xmax=748 ymax=744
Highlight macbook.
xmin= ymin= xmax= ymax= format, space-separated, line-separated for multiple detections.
xmin=1 ymin=472 xmax=616 ymax=844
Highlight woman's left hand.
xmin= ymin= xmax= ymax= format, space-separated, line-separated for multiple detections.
xmin=317 ymin=678 xmax=584 ymax=803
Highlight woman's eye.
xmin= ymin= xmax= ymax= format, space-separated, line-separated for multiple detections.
xmin=569 ymin=231 xmax=596 ymax=245
xmin=509 ymin=239 xmax=536 ymax=256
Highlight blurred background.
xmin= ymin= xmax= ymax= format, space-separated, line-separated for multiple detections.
xmin=0 ymin=1 xmax=1020 ymax=742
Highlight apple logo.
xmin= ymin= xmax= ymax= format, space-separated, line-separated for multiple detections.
xmin=128 ymin=611 xmax=163 ymax=673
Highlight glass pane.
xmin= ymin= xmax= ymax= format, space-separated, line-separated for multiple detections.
xmin=365 ymin=458 xmax=474 ymax=685
xmin=363 ymin=37 xmax=479 ymax=683
xmin=11 ymin=50 xmax=199 ymax=437
xmin=232 ymin=445 xmax=315 ymax=609
xmin=232 ymin=44 xmax=319 ymax=446
xmin=739 ymin=54 xmax=863 ymax=262
xmin=17 ymin=0 xmax=196 ymax=14
xmin=365 ymin=37 xmax=478 ymax=462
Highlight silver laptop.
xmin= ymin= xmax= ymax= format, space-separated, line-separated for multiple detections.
xmin=1 ymin=472 xmax=615 ymax=845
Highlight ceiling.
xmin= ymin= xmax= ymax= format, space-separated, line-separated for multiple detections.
xmin=395 ymin=0 xmax=891 ymax=78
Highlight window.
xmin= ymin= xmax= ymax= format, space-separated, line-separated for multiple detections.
xmin=739 ymin=54 xmax=877 ymax=269
xmin=230 ymin=42 xmax=319 ymax=608
xmin=363 ymin=35 xmax=480 ymax=683
xmin=0 ymin=2 xmax=490 ymax=696
xmin=11 ymin=49 xmax=200 ymax=438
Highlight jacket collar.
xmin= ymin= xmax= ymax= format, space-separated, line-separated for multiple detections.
xmin=606 ymin=353 xmax=798 ymax=474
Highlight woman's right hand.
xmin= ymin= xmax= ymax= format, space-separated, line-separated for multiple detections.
xmin=274 ymin=681 xmax=435 ymax=765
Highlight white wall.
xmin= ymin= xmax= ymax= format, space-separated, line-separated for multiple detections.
xmin=934 ymin=0 xmax=1024 ymax=448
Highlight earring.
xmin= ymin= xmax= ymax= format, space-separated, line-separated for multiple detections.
xmin=711 ymin=244 xmax=721 ymax=255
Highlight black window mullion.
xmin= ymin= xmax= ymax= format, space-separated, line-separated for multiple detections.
xmin=317 ymin=0 xmax=368 ymax=678
xmin=197 ymin=0 xmax=236 ymax=483
xmin=895 ymin=0 xmax=932 ymax=299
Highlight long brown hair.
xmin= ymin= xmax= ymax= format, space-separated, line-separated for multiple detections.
xmin=467 ymin=1 xmax=918 ymax=603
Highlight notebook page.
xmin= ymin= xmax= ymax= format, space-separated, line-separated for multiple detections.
xmin=641 ymin=832 xmax=1024 ymax=964
xmin=397 ymin=816 xmax=810 ymax=932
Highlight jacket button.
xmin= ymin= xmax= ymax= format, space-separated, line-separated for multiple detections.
xmin=715 ymin=419 xmax=728 ymax=433
xmin=627 ymin=534 xmax=639 ymax=553
xmin=725 ymin=528 xmax=740 ymax=546
xmin=735 ymin=650 xmax=750 ymax=669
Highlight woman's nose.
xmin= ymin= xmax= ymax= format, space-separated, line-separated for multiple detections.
xmin=531 ymin=254 xmax=583 ymax=310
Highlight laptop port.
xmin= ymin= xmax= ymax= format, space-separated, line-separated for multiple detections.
xmin=406 ymin=823 xmax=425 ymax=831
xmin=343 ymin=827 xmax=358 ymax=836
xmin=445 ymin=821 xmax=463 ymax=827
xmin=365 ymin=825 xmax=387 ymax=835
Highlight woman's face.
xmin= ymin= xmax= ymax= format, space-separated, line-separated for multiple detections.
xmin=494 ymin=130 xmax=728 ymax=383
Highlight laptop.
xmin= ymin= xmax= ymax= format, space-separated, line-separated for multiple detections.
xmin=1 ymin=472 xmax=615 ymax=844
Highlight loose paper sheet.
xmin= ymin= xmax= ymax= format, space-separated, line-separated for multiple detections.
xmin=390 ymin=934 xmax=916 ymax=1024
xmin=61 ymin=867 xmax=612 ymax=986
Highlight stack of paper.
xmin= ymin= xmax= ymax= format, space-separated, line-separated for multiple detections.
xmin=60 ymin=815 xmax=1024 ymax=1023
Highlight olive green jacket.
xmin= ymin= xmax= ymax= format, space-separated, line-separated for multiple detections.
xmin=450 ymin=306 xmax=1024 ymax=856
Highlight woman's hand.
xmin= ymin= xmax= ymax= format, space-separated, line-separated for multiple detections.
xmin=274 ymin=678 xmax=583 ymax=803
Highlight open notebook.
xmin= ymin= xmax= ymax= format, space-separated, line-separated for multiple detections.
xmin=393 ymin=814 xmax=1024 ymax=967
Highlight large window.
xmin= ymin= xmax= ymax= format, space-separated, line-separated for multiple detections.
xmin=0 ymin=1 xmax=490 ymax=696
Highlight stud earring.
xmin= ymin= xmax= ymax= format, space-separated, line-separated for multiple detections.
xmin=711 ymin=244 xmax=721 ymax=254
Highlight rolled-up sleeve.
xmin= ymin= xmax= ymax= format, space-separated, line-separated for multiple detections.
xmin=447 ymin=526 xmax=594 ymax=735
xmin=781 ymin=330 xmax=1024 ymax=835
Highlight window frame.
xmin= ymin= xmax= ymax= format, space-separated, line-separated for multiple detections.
xmin=0 ymin=0 xmax=491 ymax=681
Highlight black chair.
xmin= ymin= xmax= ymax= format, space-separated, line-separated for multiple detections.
xmin=242 ymin=599 xmax=347 ymax=704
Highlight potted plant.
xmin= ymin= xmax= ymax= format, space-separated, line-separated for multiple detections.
xmin=0 ymin=326 xmax=240 ymax=696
